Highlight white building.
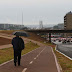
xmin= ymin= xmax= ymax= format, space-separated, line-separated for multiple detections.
xmin=0 ymin=23 xmax=24 ymax=30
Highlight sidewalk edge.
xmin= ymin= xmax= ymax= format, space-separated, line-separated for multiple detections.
xmin=0 ymin=46 xmax=41 ymax=66
xmin=51 ymin=46 xmax=62 ymax=72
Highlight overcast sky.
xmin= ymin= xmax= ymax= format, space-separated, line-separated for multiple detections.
xmin=0 ymin=0 xmax=72 ymax=25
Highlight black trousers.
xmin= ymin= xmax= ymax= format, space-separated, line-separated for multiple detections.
xmin=14 ymin=50 xmax=22 ymax=65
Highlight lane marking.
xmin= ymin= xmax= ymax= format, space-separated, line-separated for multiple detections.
xmin=35 ymin=47 xmax=46 ymax=58
xmin=0 ymin=47 xmax=41 ymax=66
xmin=29 ymin=61 xmax=33 ymax=64
xmin=22 ymin=47 xmax=46 ymax=72
xmin=51 ymin=47 xmax=61 ymax=72
xmin=22 ymin=47 xmax=45 ymax=72
xmin=22 ymin=68 xmax=27 ymax=72
xmin=34 ymin=58 xmax=36 ymax=60
xmin=36 ymin=55 xmax=39 ymax=57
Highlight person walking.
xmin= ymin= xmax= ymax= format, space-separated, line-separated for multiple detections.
xmin=12 ymin=35 xmax=25 ymax=66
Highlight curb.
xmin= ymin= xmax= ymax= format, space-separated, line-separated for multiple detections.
xmin=51 ymin=47 xmax=61 ymax=72
xmin=0 ymin=46 xmax=41 ymax=66
xmin=55 ymin=45 xmax=63 ymax=72
xmin=55 ymin=45 xmax=72 ymax=60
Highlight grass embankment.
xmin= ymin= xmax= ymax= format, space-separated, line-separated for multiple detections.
xmin=0 ymin=42 xmax=39 ymax=64
xmin=0 ymin=37 xmax=11 ymax=45
xmin=0 ymin=30 xmax=46 ymax=42
xmin=48 ymin=43 xmax=72 ymax=72
xmin=54 ymin=48 xmax=72 ymax=72
xmin=1 ymin=30 xmax=72 ymax=72
xmin=0 ymin=30 xmax=21 ymax=34
xmin=44 ymin=42 xmax=72 ymax=72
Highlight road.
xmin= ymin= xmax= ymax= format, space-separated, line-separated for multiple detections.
xmin=57 ymin=44 xmax=72 ymax=59
xmin=53 ymin=40 xmax=72 ymax=59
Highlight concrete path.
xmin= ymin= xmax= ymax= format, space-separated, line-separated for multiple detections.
xmin=0 ymin=46 xmax=59 ymax=72
xmin=0 ymin=44 xmax=12 ymax=49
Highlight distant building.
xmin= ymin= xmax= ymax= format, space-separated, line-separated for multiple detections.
xmin=0 ymin=23 xmax=24 ymax=30
xmin=53 ymin=23 xmax=64 ymax=30
xmin=53 ymin=25 xmax=58 ymax=30
xmin=64 ymin=11 xmax=72 ymax=30
xmin=58 ymin=23 xmax=64 ymax=29
xmin=39 ymin=21 xmax=43 ymax=29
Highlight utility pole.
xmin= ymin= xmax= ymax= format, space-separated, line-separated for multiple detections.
xmin=22 ymin=12 xmax=23 ymax=25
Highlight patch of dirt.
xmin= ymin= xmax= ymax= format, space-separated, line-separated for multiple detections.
xmin=0 ymin=30 xmax=47 ymax=42
xmin=0 ymin=37 xmax=11 ymax=45
xmin=28 ymin=32 xmax=46 ymax=42
xmin=0 ymin=30 xmax=23 ymax=35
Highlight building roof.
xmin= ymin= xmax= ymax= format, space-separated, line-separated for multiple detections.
xmin=67 ymin=11 xmax=72 ymax=14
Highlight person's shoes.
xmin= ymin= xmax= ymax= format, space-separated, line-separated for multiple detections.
xmin=18 ymin=62 xmax=20 ymax=66
xmin=18 ymin=64 xmax=20 ymax=66
xmin=18 ymin=63 xmax=20 ymax=66
xmin=14 ymin=62 xmax=16 ymax=66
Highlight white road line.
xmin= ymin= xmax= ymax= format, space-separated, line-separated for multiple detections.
xmin=22 ymin=47 xmax=45 ymax=72
xmin=22 ymin=68 xmax=27 ymax=72
xmin=36 ymin=47 xmax=46 ymax=58
xmin=34 ymin=58 xmax=36 ymax=60
xmin=51 ymin=47 xmax=61 ymax=72
xmin=29 ymin=47 xmax=46 ymax=65
xmin=0 ymin=59 xmax=13 ymax=66
xmin=22 ymin=48 xmax=45 ymax=72
xmin=29 ymin=61 xmax=33 ymax=64
xmin=0 ymin=47 xmax=41 ymax=66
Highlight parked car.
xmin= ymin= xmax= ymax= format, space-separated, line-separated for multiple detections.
xmin=58 ymin=39 xmax=61 ymax=42
xmin=62 ymin=40 xmax=66 ymax=43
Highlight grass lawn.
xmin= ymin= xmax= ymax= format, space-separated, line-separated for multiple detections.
xmin=0 ymin=42 xmax=39 ymax=64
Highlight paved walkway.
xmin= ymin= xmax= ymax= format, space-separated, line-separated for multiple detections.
xmin=0 ymin=46 xmax=60 ymax=72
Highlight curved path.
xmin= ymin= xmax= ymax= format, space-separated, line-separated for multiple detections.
xmin=0 ymin=33 xmax=60 ymax=72
xmin=0 ymin=33 xmax=44 ymax=49
xmin=0 ymin=46 xmax=59 ymax=72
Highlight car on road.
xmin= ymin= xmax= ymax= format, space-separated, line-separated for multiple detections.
xmin=62 ymin=40 xmax=66 ymax=43
xmin=58 ymin=39 xmax=61 ymax=42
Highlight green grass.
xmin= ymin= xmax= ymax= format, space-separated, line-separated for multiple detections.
xmin=0 ymin=42 xmax=39 ymax=64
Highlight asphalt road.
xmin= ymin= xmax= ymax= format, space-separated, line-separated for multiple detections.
xmin=0 ymin=46 xmax=58 ymax=72
xmin=53 ymin=40 xmax=72 ymax=59
xmin=57 ymin=44 xmax=72 ymax=58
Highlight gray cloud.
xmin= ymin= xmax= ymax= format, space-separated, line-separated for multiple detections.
xmin=0 ymin=0 xmax=72 ymax=25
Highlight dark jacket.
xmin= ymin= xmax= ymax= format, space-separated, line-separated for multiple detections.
xmin=12 ymin=36 xmax=25 ymax=50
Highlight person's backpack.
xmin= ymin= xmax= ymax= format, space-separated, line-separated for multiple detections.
xmin=18 ymin=38 xmax=25 ymax=50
